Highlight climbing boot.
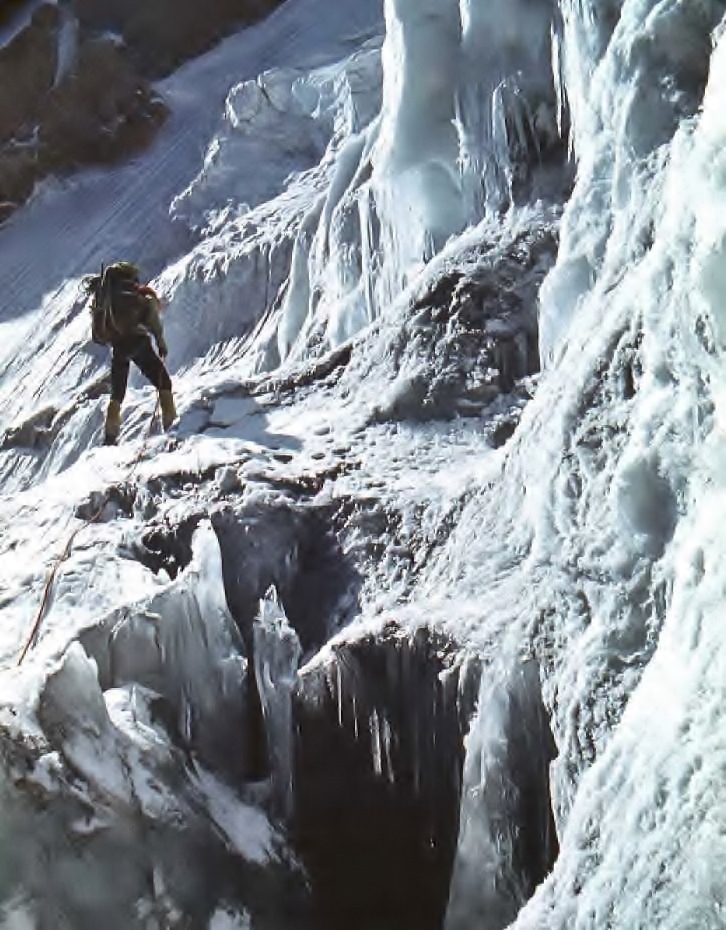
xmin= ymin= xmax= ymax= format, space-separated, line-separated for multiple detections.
xmin=159 ymin=389 xmax=177 ymax=431
xmin=104 ymin=399 xmax=121 ymax=445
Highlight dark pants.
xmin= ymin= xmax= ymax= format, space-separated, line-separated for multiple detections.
xmin=110 ymin=335 xmax=171 ymax=403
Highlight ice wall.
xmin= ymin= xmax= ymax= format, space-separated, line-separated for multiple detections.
xmin=328 ymin=0 xmax=560 ymax=353
xmin=539 ymin=0 xmax=716 ymax=362
xmin=7 ymin=0 xmax=726 ymax=925
xmin=169 ymin=0 xmax=564 ymax=376
xmin=434 ymin=2 xmax=726 ymax=928
xmin=277 ymin=0 xmax=560 ymax=360
xmin=80 ymin=520 xmax=250 ymax=778
xmin=253 ymin=588 xmax=301 ymax=818
xmin=458 ymin=0 xmax=558 ymax=212
xmin=371 ymin=0 xmax=558 ymax=265
xmin=446 ymin=662 xmax=557 ymax=930
xmin=371 ymin=0 xmax=465 ymax=281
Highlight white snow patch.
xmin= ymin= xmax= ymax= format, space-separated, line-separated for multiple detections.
xmin=192 ymin=766 xmax=279 ymax=865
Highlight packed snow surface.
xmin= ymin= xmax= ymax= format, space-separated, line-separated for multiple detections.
xmin=1 ymin=0 xmax=726 ymax=927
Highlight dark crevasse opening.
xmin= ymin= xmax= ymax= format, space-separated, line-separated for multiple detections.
xmin=74 ymin=492 xmax=561 ymax=929
xmin=211 ymin=501 xmax=361 ymax=781
xmin=291 ymin=623 xmax=482 ymax=930
xmin=290 ymin=630 xmax=559 ymax=930
xmin=116 ymin=501 xmax=559 ymax=928
xmin=211 ymin=501 xmax=361 ymax=663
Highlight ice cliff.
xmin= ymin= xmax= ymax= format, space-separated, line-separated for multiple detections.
xmin=1 ymin=0 xmax=725 ymax=927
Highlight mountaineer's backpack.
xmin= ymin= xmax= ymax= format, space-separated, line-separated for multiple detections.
xmin=88 ymin=262 xmax=148 ymax=345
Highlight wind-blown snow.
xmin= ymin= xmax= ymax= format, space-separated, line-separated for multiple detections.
xmin=1 ymin=0 xmax=726 ymax=926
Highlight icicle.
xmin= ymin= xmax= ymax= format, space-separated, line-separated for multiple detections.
xmin=336 ymin=659 xmax=343 ymax=728
xmin=370 ymin=707 xmax=383 ymax=776
xmin=382 ymin=713 xmax=395 ymax=784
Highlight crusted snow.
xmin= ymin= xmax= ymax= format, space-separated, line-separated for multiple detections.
xmin=1 ymin=0 xmax=726 ymax=926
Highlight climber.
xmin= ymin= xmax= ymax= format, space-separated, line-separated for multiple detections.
xmin=84 ymin=262 xmax=176 ymax=445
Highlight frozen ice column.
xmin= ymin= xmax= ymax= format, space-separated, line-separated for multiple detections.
xmin=458 ymin=0 xmax=556 ymax=212
xmin=372 ymin=0 xmax=465 ymax=291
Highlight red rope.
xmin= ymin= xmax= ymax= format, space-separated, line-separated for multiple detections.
xmin=16 ymin=395 xmax=161 ymax=666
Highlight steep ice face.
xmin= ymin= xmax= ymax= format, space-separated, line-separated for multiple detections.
xmin=164 ymin=0 xmax=564 ymax=376
xmin=372 ymin=0 xmax=559 ymax=270
xmin=372 ymin=0 xmax=465 ymax=276
xmin=80 ymin=520 xmax=250 ymax=777
xmin=275 ymin=0 xmax=561 ymax=360
xmin=458 ymin=0 xmax=559 ymax=211
xmin=432 ymin=4 xmax=726 ymax=929
xmin=540 ymin=0 xmax=717 ymax=362
xmin=4 ymin=0 xmax=726 ymax=927
xmin=446 ymin=662 xmax=558 ymax=930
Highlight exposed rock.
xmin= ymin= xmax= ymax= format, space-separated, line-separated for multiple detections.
xmin=72 ymin=0 xmax=283 ymax=79
xmin=351 ymin=220 xmax=558 ymax=429
xmin=0 ymin=404 xmax=57 ymax=449
xmin=0 ymin=5 xmax=58 ymax=143
xmin=0 ymin=0 xmax=284 ymax=218
xmin=0 ymin=4 xmax=166 ymax=210
xmin=39 ymin=37 xmax=167 ymax=170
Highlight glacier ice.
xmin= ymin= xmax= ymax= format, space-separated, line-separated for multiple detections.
xmin=252 ymin=588 xmax=301 ymax=818
xmin=446 ymin=660 xmax=558 ymax=930
xmin=80 ymin=519 xmax=249 ymax=778
xmin=2 ymin=0 xmax=726 ymax=926
xmin=159 ymin=0 xmax=564 ymax=379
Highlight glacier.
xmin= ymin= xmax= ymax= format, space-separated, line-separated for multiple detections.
xmin=1 ymin=0 xmax=725 ymax=927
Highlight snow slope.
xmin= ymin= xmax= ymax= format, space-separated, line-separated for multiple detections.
xmin=0 ymin=0 xmax=383 ymax=429
xmin=1 ymin=0 xmax=726 ymax=928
